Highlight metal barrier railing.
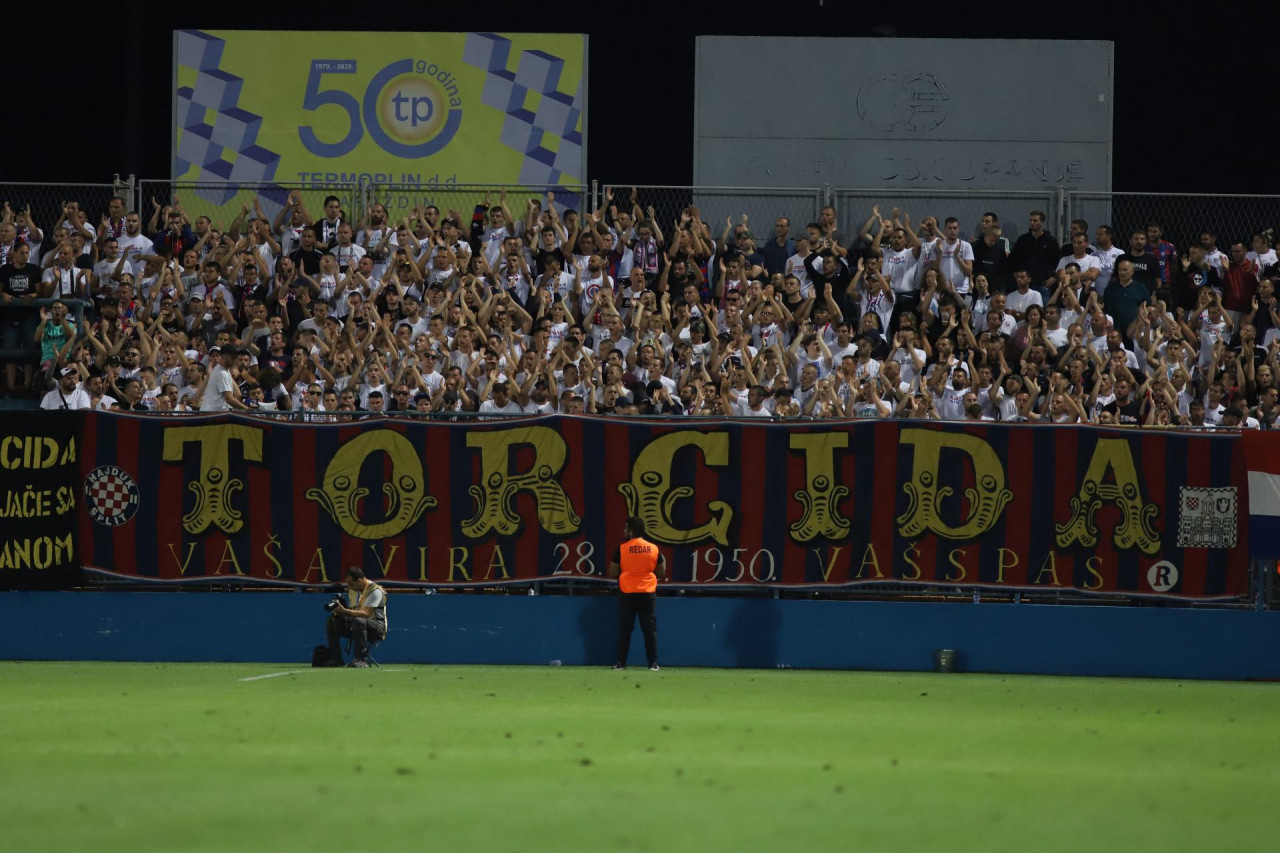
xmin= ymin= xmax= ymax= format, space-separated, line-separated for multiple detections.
xmin=15 ymin=178 xmax=1280 ymax=251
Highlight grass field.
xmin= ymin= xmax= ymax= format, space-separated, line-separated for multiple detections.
xmin=1 ymin=663 xmax=1276 ymax=852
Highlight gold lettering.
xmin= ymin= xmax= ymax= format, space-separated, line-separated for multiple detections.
xmin=448 ymin=547 xmax=471 ymax=582
xmin=262 ymin=534 xmax=283 ymax=578
xmin=946 ymin=548 xmax=967 ymax=581
xmin=162 ymin=424 xmax=265 ymax=535
xmin=855 ymin=543 xmax=884 ymax=579
xmin=214 ymin=540 xmax=244 ymax=575
xmin=0 ymin=436 xmax=72 ymax=470
xmin=303 ymin=549 xmax=330 ymax=584
xmin=461 ymin=428 xmax=580 ymax=539
xmin=0 ymin=533 xmax=74 ymax=570
xmin=167 ymin=542 xmax=199 ymax=576
xmin=1055 ymin=438 xmax=1160 ymax=555
xmin=897 ymin=430 xmax=1013 ymax=540
xmin=1034 ymin=552 xmax=1059 ymax=585
xmin=618 ymin=432 xmax=732 ymax=546
xmin=306 ymin=430 xmax=436 ymax=539
xmin=368 ymin=543 xmax=400 ymax=578
xmin=996 ymin=548 xmax=1019 ymax=584
xmin=484 ymin=546 xmax=510 ymax=580
xmin=1083 ymin=556 xmax=1104 ymax=590
xmin=417 ymin=546 xmax=429 ymax=582
xmin=811 ymin=546 xmax=844 ymax=582
xmin=788 ymin=434 xmax=852 ymax=542
xmin=901 ymin=544 xmax=923 ymax=580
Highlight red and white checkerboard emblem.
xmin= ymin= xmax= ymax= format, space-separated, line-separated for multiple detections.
xmin=84 ymin=465 xmax=140 ymax=527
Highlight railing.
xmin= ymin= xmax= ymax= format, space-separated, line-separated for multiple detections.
xmin=832 ymin=187 xmax=1063 ymax=245
xmin=13 ymin=178 xmax=1280 ymax=247
xmin=0 ymin=177 xmax=135 ymax=241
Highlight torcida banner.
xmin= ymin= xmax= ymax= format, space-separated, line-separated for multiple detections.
xmin=171 ymin=30 xmax=586 ymax=197
xmin=75 ymin=413 xmax=1250 ymax=599
xmin=0 ymin=413 xmax=84 ymax=590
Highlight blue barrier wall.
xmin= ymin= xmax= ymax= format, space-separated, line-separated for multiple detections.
xmin=3 ymin=592 xmax=1279 ymax=680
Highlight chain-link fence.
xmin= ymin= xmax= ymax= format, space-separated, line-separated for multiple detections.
xmin=137 ymin=180 xmax=362 ymax=234
xmin=833 ymin=188 xmax=1061 ymax=245
xmin=357 ymin=182 xmax=588 ymax=230
xmin=0 ymin=177 xmax=134 ymax=248
xmin=597 ymin=185 xmax=825 ymax=242
xmin=1068 ymin=192 xmax=1280 ymax=251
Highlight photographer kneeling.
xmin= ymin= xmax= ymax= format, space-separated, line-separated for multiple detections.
xmin=323 ymin=567 xmax=387 ymax=668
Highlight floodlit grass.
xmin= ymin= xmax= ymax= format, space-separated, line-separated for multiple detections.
xmin=0 ymin=663 xmax=1275 ymax=852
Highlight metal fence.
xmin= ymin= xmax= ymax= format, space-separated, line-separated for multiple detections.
xmin=357 ymin=181 xmax=588 ymax=229
xmin=1067 ymin=191 xmax=1280 ymax=250
xmin=136 ymin=180 xmax=362 ymax=234
xmin=596 ymin=184 xmax=825 ymax=241
xmin=832 ymin=187 xmax=1062 ymax=245
xmin=18 ymin=179 xmax=1280 ymax=252
xmin=0 ymin=177 xmax=135 ymax=247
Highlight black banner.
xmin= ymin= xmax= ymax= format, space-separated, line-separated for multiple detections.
xmin=0 ymin=412 xmax=84 ymax=589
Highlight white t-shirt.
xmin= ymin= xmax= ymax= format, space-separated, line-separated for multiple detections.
xmin=40 ymin=386 xmax=92 ymax=410
xmin=200 ymin=364 xmax=235 ymax=411
xmin=1056 ymin=253 xmax=1102 ymax=278
xmin=937 ymin=239 xmax=975 ymax=294
xmin=329 ymin=244 xmax=366 ymax=271
xmin=1005 ymin=288 xmax=1044 ymax=318
xmin=883 ymin=248 xmax=919 ymax=294
xmin=117 ymin=233 xmax=155 ymax=275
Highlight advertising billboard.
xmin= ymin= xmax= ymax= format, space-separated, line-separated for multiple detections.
xmin=171 ymin=30 xmax=587 ymax=218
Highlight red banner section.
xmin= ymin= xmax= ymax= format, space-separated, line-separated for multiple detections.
xmin=76 ymin=414 xmax=1250 ymax=599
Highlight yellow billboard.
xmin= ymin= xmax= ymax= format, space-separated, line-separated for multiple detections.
xmin=171 ymin=30 xmax=587 ymax=199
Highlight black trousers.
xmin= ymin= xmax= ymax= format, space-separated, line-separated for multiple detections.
xmin=327 ymin=614 xmax=385 ymax=663
xmin=616 ymin=592 xmax=658 ymax=667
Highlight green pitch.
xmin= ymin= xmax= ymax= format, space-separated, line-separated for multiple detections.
xmin=1 ymin=663 xmax=1275 ymax=852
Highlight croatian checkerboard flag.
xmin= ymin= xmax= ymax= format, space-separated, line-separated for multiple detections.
xmin=1243 ymin=431 xmax=1280 ymax=557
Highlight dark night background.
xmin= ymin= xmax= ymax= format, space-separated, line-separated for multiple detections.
xmin=5 ymin=3 xmax=1277 ymax=194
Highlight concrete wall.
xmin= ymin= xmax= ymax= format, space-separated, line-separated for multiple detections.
xmin=695 ymin=37 xmax=1113 ymax=193
xmin=4 ymin=592 xmax=1278 ymax=680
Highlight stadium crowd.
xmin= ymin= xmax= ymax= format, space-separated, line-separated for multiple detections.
xmin=1 ymin=189 xmax=1278 ymax=428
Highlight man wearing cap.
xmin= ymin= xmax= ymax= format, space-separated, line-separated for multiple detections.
xmin=200 ymin=346 xmax=249 ymax=412
xmin=39 ymin=365 xmax=91 ymax=410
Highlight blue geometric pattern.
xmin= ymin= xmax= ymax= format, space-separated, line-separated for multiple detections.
xmin=174 ymin=30 xmax=284 ymax=209
xmin=463 ymin=33 xmax=584 ymax=185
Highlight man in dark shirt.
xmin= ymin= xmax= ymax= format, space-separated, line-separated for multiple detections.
xmin=0 ymin=242 xmax=42 ymax=392
xmin=1009 ymin=210 xmax=1060 ymax=294
xmin=288 ymin=226 xmax=325 ymax=276
xmin=1102 ymin=259 xmax=1150 ymax=341
xmin=759 ymin=217 xmax=795 ymax=276
xmin=1116 ymin=230 xmax=1160 ymax=290
xmin=1102 ymin=378 xmax=1145 ymax=425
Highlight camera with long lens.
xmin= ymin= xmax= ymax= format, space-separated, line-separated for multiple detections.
xmin=323 ymin=594 xmax=345 ymax=613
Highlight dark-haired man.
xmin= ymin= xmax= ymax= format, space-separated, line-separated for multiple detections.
xmin=324 ymin=566 xmax=388 ymax=668
xmin=607 ymin=516 xmax=666 ymax=671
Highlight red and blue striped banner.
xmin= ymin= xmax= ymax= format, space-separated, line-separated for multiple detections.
xmin=75 ymin=413 xmax=1251 ymax=599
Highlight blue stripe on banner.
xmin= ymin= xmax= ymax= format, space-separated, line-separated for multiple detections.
xmin=91 ymin=414 xmax=117 ymax=571
xmin=1027 ymin=426 xmax=1056 ymax=585
xmin=132 ymin=420 xmax=160 ymax=577
xmin=270 ymin=422 xmax=296 ymax=581
xmin=401 ymin=421 xmax=429 ymax=584
xmin=762 ymin=425 xmax=789 ymax=586
xmin=313 ymin=425 xmax=343 ymax=580
xmin=580 ymin=420 xmax=608 ymax=582
xmin=976 ymin=424 xmax=1008 ymax=584
xmin=1114 ymin=433 xmax=1142 ymax=592
xmin=447 ymin=426 xmax=475 ymax=582
xmin=180 ymin=431 xmax=206 ymax=578
xmin=850 ymin=423 xmax=876 ymax=582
